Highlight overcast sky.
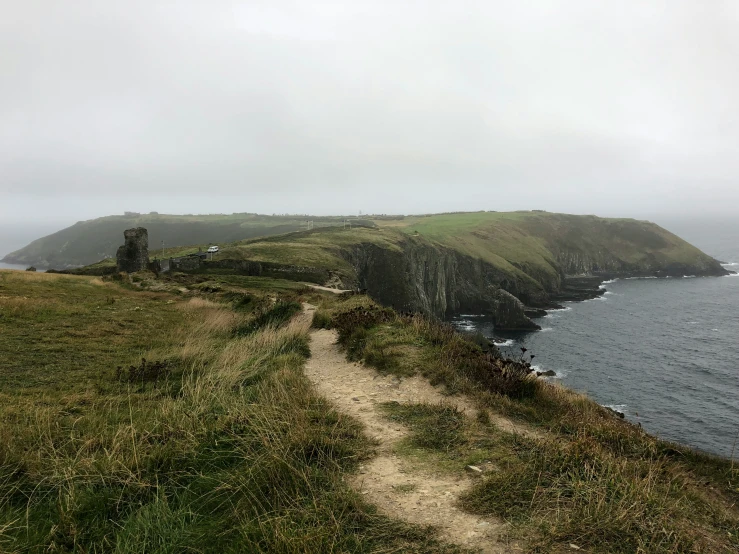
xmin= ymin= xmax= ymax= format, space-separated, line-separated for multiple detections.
xmin=2 ymin=1 xmax=738 ymax=226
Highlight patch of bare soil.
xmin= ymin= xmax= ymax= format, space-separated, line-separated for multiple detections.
xmin=302 ymin=305 xmax=525 ymax=553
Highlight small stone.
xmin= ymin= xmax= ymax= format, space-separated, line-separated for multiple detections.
xmin=352 ymin=397 xmax=360 ymax=401
xmin=466 ymin=465 xmax=483 ymax=475
xmin=569 ymin=545 xmax=581 ymax=550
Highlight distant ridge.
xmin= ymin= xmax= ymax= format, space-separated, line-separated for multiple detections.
xmin=1 ymin=213 xmax=374 ymax=269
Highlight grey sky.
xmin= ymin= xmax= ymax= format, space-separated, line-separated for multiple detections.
xmin=2 ymin=1 xmax=738 ymax=225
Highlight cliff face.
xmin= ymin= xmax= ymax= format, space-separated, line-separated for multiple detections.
xmin=339 ymin=224 xmax=728 ymax=325
xmin=552 ymin=248 xmax=726 ymax=278
xmin=341 ymin=238 xmax=545 ymax=328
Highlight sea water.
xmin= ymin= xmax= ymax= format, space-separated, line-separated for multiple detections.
xmin=453 ymin=219 xmax=739 ymax=458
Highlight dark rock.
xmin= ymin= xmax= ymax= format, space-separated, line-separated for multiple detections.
xmin=116 ymin=228 xmax=149 ymax=273
xmin=25 ymin=266 xmax=37 ymax=272
xmin=491 ymin=289 xmax=541 ymax=331
xmin=549 ymin=276 xmax=605 ymax=302
xmin=536 ymin=370 xmax=557 ymax=377
xmin=341 ymin=239 xmax=551 ymax=320
xmin=604 ymin=406 xmax=625 ymax=419
xmin=524 ymin=307 xmax=548 ymax=318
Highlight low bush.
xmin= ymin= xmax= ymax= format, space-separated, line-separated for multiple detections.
xmin=232 ymin=300 xmax=302 ymax=336
xmin=381 ymin=402 xmax=467 ymax=453
xmin=311 ymin=309 xmax=333 ymax=329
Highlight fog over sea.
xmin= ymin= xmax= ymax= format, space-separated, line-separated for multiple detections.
xmin=0 ymin=223 xmax=64 ymax=271
xmin=453 ymin=216 xmax=739 ymax=458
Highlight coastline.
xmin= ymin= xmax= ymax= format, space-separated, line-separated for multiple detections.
xmin=452 ymin=270 xmax=739 ymax=459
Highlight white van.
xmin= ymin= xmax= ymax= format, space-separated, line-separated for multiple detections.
xmin=207 ymin=245 xmax=219 ymax=253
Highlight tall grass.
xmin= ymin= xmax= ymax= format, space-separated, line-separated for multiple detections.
xmin=0 ymin=277 xmax=457 ymax=552
xmin=328 ymin=295 xmax=739 ymax=553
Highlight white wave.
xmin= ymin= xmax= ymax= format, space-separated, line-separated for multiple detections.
xmin=543 ymin=314 xmax=553 ymax=318
xmin=539 ymin=327 xmax=553 ymax=332
xmin=459 ymin=314 xmax=485 ymax=318
xmin=721 ymin=262 xmax=739 ymax=267
xmin=725 ymin=273 xmax=739 ymax=277
xmin=625 ymin=276 xmax=658 ymax=280
xmin=595 ymin=296 xmax=608 ymax=301
xmin=683 ymin=275 xmax=696 ymax=279
xmin=532 ymin=365 xmax=566 ymax=379
xmin=548 ymin=306 xmax=572 ymax=312
xmin=603 ymin=404 xmax=627 ymax=413
xmin=493 ymin=339 xmax=515 ymax=347
xmin=601 ymin=278 xmax=618 ymax=284
xmin=604 ymin=291 xmax=613 ymax=295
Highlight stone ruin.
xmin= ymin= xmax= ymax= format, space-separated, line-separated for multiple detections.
xmin=116 ymin=227 xmax=149 ymax=273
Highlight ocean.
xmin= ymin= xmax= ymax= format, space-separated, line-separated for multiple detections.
xmin=453 ymin=217 xmax=739 ymax=459
xmin=0 ymin=223 xmax=63 ymax=271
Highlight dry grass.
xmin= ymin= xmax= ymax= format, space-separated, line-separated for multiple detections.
xmin=329 ymin=295 xmax=739 ymax=553
xmin=0 ymin=273 xmax=458 ymax=553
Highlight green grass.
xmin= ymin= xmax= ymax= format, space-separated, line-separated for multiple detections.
xmin=4 ymin=264 xmax=737 ymax=553
xmin=0 ymin=271 xmax=463 ymax=553
xmin=381 ymin=211 xmax=716 ymax=281
xmin=3 ymin=213 xmax=375 ymax=269
xmin=330 ymin=296 xmax=739 ymax=553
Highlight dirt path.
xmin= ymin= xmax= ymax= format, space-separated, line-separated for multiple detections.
xmin=302 ymin=283 xmax=353 ymax=294
xmin=302 ymin=305 xmax=523 ymax=553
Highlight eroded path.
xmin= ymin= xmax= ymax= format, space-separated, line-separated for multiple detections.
xmin=302 ymin=305 xmax=522 ymax=553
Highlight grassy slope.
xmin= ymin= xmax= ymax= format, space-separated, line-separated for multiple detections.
xmin=2 ymin=213 xmax=372 ymax=268
xmin=202 ymin=212 xmax=720 ymax=299
xmin=321 ymin=295 xmax=739 ymax=553
xmin=9 ymin=211 xmax=719 ymax=290
xmin=382 ymin=211 xmax=716 ymax=276
xmin=219 ymin=226 xmax=405 ymax=272
xmin=0 ymin=271 xmax=458 ymax=553
xmin=3 ymin=270 xmax=737 ymax=552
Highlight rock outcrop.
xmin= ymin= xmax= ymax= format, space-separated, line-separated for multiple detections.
xmin=341 ymin=238 xmax=549 ymax=326
xmin=490 ymin=289 xmax=541 ymax=331
xmin=116 ymin=228 xmax=149 ymax=273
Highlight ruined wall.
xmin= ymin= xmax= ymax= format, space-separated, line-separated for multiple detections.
xmin=116 ymin=228 xmax=149 ymax=273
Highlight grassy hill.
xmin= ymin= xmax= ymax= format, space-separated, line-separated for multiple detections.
xmin=203 ymin=212 xmax=725 ymax=303
xmin=381 ymin=211 xmax=722 ymax=277
xmin=1 ymin=269 xmax=737 ymax=552
xmin=1 ymin=213 xmax=373 ymax=269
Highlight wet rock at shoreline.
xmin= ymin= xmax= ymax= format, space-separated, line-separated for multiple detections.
xmin=491 ymin=289 xmax=541 ymax=331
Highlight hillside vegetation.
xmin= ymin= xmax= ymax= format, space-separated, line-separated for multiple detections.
xmin=192 ymin=212 xmax=726 ymax=319
xmin=5 ymin=212 xmax=724 ymax=283
xmin=2 ymin=213 xmax=373 ymax=269
xmin=1 ymin=269 xmax=737 ymax=553
xmin=0 ymin=271 xmax=455 ymax=553
xmin=212 ymin=211 xmax=726 ymax=285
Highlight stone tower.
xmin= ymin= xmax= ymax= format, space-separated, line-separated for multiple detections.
xmin=116 ymin=227 xmax=149 ymax=273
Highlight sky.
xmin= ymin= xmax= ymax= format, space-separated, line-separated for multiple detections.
xmin=2 ymin=0 xmax=739 ymax=227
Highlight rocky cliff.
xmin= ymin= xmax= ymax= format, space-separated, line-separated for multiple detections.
xmin=341 ymin=237 xmax=546 ymax=329
xmin=337 ymin=216 xmax=728 ymax=328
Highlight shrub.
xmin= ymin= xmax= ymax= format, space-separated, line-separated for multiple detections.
xmin=311 ymin=310 xmax=333 ymax=329
xmin=232 ymin=300 xmax=302 ymax=336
